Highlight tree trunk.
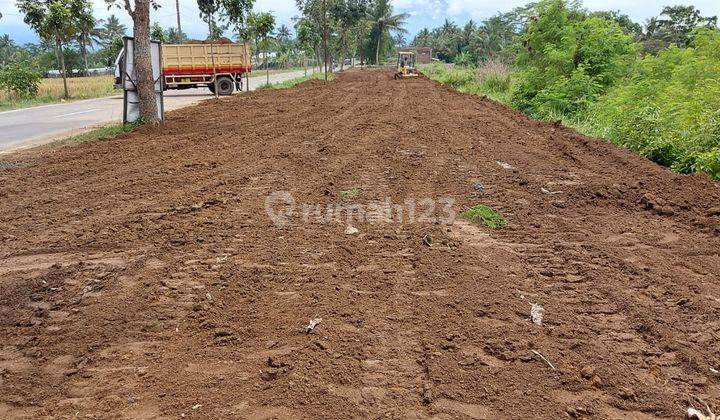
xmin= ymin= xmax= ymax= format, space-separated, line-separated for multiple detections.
xmin=322 ymin=0 xmax=328 ymax=80
xmin=375 ymin=32 xmax=381 ymax=65
xmin=133 ymin=0 xmax=159 ymax=123
xmin=81 ymin=34 xmax=89 ymax=77
xmin=240 ymin=24 xmax=249 ymax=92
xmin=255 ymin=38 xmax=260 ymax=67
xmin=55 ymin=34 xmax=69 ymax=99
xmin=264 ymin=46 xmax=269 ymax=85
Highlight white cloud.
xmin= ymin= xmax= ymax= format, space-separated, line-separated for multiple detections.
xmin=1 ymin=0 xmax=300 ymax=43
xmin=2 ymin=0 xmax=720 ymax=43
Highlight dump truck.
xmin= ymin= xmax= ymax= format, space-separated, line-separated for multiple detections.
xmin=115 ymin=42 xmax=252 ymax=95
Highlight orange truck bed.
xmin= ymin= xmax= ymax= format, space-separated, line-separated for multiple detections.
xmin=161 ymin=43 xmax=252 ymax=78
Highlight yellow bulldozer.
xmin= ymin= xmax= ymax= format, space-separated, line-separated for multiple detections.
xmin=394 ymin=51 xmax=420 ymax=79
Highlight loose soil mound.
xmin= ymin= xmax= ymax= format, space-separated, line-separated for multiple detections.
xmin=1 ymin=69 xmax=719 ymax=419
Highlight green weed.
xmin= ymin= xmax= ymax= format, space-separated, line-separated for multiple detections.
xmin=460 ymin=205 xmax=507 ymax=229
xmin=339 ymin=187 xmax=363 ymax=198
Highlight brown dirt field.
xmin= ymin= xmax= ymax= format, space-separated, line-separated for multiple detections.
xmin=1 ymin=69 xmax=720 ymax=419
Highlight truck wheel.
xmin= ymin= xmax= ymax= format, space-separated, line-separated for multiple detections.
xmin=217 ymin=77 xmax=234 ymax=95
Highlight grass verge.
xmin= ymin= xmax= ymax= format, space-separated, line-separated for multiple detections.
xmin=421 ymin=61 xmax=512 ymax=103
xmin=257 ymin=72 xmax=336 ymax=90
xmin=56 ymin=123 xmax=138 ymax=146
xmin=460 ymin=205 xmax=507 ymax=229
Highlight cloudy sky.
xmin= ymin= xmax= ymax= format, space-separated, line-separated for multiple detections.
xmin=1 ymin=0 xmax=719 ymax=44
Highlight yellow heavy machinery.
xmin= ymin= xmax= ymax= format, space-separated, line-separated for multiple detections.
xmin=394 ymin=51 xmax=419 ymax=79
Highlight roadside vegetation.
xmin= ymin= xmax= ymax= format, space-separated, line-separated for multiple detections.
xmin=55 ymin=122 xmax=138 ymax=146
xmin=0 ymin=75 xmax=117 ymax=112
xmin=258 ymin=72 xmax=336 ymax=90
xmin=416 ymin=0 xmax=720 ymax=180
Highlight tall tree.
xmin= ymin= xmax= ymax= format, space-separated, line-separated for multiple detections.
xmin=248 ymin=12 xmax=275 ymax=85
xmin=151 ymin=22 xmax=166 ymax=42
xmin=329 ymin=0 xmax=368 ymax=69
xmin=296 ymin=0 xmax=333 ymax=76
xmin=106 ymin=0 xmax=160 ymax=123
xmin=197 ymin=0 xmax=228 ymax=40
xmin=590 ymin=10 xmax=642 ymax=39
xmin=643 ymin=5 xmax=718 ymax=53
xmin=276 ymin=24 xmax=291 ymax=44
xmin=93 ymin=15 xmax=126 ymax=67
xmin=367 ymin=0 xmax=407 ymax=64
xmin=0 ymin=35 xmax=17 ymax=66
xmin=17 ymin=0 xmax=88 ymax=98
xmin=165 ymin=27 xmax=188 ymax=43
xmin=295 ymin=16 xmax=322 ymax=72
xmin=74 ymin=1 xmax=95 ymax=75
xmin=275 ymin=24 xmax=292 ymax=69
xmin=217 ymin=0 xmax=254 ymax=90
xmin=95 ymin=14 xmax=127 ymax=48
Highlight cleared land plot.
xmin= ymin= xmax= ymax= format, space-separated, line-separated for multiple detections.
xmin=0 ymin=69 xmax=719 ymax=418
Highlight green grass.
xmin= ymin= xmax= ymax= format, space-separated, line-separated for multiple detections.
xmin=339 ymin=187 xmax=362 ymax=198
xmin=257 ymin=72 xmax=336 ymax=90
xmin=421 ymin=61 xmax=513 ymax=103
xmin=460 ymin=205 xmax=507 ymax=229
xmin=56 ymin=123 xmax=138 ymax=146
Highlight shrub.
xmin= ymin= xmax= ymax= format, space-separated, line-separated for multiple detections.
xmin=454 ymin=52 xmax=473 ymax=67
xmin=0 ymin=61 xmax=42 ymax=98
xmin=588 ymin=28 xmax=720 ymax=179
xmin=511 ymin=0 xmax=636 ymax=118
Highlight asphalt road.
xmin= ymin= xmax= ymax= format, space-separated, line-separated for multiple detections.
xmin=0 ymin=69 xmax=312 ymax=153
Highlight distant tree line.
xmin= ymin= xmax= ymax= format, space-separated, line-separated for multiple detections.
xmin=412 ymin=4 xmax=718 ymax=65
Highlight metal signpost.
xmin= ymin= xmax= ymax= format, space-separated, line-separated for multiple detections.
xmin=122 ymin=37 xmax=164 ymax=123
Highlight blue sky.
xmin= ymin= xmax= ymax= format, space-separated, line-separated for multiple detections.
xmin=1 ymin=0 xmax=719 ymax=44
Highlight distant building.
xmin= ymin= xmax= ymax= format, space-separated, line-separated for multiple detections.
xmin=401 ymin=47 xmax=432 ymax=64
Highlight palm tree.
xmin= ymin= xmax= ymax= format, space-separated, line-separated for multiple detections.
xmin=276 ymin=24 xmax=291 ymax=45
xmin=76 ymin=13 xmax=96 ymax=75
xmin=95 ymin=15 xmax=127 ymax=49
xmin=368 ymin=0 xmax=408 ymax=65
xmin=0 ymin=34 xmax=16 ymax=65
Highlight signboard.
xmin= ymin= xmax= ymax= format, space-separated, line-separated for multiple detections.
xmin=122 ymin=37 xmax=164 ymax=123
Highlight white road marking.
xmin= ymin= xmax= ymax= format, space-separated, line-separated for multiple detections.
xmin=53 ymin=109 xmax=102 ymax=118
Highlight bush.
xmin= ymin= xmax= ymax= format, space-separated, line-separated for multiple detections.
xmin=0 ymin=61 xmax=42 ymax=98
xmin=477 ymin=60 xmax=511 ymax=93
xmin=588 ymin=28 xmax=720 ymax=179
xmin=511 ymin=0 xmax=636 ymax=118
xmin=694 ymin=149 xmax=720 ymax=179
xmin=454 ymin=52 xmax=473 ymax=67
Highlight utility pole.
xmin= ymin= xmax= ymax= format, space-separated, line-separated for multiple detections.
xmin=322 ymin=0 xmax=328 ymax=81
xmin=209 ymin=14 xmax=218 ymax=99
xmin=175 ymin=0 xmax=182 ymax=34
